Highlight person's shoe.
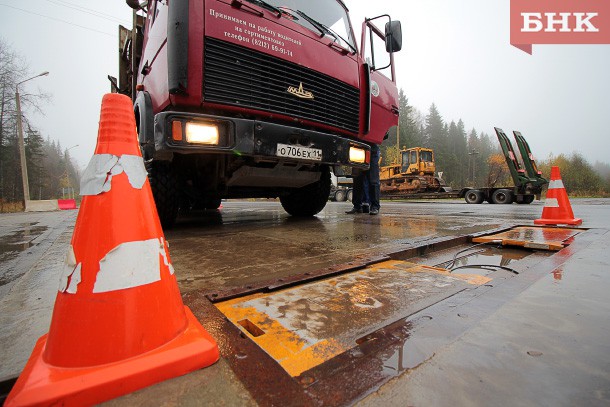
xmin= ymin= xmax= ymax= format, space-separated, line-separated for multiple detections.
xmin=369 ymin=208 xmax=379 ymax=215
xmin=362 ymin=204 xmax=370 ymax=214
xmin=345 ymin=207 xmax=362 ymax=214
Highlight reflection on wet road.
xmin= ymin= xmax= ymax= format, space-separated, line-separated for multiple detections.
xmin=167 ymin=200 xmax=519 ymax=293
xmin=0 ymin=225 xmax=47 ymax=268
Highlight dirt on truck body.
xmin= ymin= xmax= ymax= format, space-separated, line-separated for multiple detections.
xmin=115 ymin=0 xmax=403 ymax=227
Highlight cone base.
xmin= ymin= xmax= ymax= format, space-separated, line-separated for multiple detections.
xmin=5 ymin=307 xmax=219 ymax=407
xmin=534 ymin=218 xmax=583 ymax=226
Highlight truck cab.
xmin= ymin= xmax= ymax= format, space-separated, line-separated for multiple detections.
xmin=118 ymin=0 xmax=401 ymax=227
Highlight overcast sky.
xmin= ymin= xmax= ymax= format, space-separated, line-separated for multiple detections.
xmin=1 ymin=0 xmax=609 ymax=169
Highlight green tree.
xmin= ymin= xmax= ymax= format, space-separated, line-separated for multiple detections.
xmin=466 ymin=128 xmax=480 ymax=185
xmin=445 ymin=120 xmax=468 ymax=187
xmin=593 ymin=161 xmax=610 ymax=195
xmin=424 ymin=103 xmax=451 ymax=176
xmin=539 ymin=153 xmax=604 ymax=196
xmin=380 ymin=89 xmax=424 ymax=166
xmin=25 ymin=127 xmax=45 ymax=199
xmin=0 ymin=38 xmax=51 ymax=205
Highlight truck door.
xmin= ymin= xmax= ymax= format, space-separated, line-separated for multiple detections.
xmin=360 ymin=18 xmax=401 ymax=145
xmin=138 ymin=0 xmax=170 ymax=111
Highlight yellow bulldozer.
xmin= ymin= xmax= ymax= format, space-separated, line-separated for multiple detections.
xmin=379 ymin=147 xmax=449 ymax=196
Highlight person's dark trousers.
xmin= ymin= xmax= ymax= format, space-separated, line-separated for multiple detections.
xmin=368 ymin=144 xmax=381 ymax=212
xmin=362 ymin=174 xmax=370 ymax=212
xmin=351 ymin=169 xmax=365 ymax=210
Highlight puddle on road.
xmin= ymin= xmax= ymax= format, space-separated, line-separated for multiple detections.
xmin=438 ymin=246 xmax=531 ymax=276
xmin=0 ymin=224 xmax=47 ymax=264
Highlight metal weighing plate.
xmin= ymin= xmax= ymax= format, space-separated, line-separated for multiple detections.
xmin=216 ymin=261 xmax=490 ymax=377
xmin=472 ymin=225 xmax=582 ymax=251
xmin=185 ymin=228 xmax=602 ymax=406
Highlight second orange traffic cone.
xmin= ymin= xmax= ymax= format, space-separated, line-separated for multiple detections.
xmin=535 ymin=166 xmax=582 ymax=226
xmin=5 ymin=94 xmax=219 ymax=406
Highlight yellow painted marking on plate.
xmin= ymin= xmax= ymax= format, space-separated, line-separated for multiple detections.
xmin=280 ymin=338 xmax=345 ymax=377
xmin=217 ymin=302 xmax=349 ymax=376
xmin=216 ymin=302 xmax=307 ymax=361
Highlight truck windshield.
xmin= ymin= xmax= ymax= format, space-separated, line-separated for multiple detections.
xmin=245 ymin=0 xmax=356 ymax=51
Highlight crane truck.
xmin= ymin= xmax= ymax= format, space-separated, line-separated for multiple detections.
xmin=113 ymin=0 xmax=402 ymax=227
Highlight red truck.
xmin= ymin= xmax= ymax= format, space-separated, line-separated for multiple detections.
xmin=116 ymin=0 xmax=401 ymax=227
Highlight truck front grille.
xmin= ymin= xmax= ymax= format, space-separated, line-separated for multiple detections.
xmin=204 ymin=37 xmax=360 ymax=134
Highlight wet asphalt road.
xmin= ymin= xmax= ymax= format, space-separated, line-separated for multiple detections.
xmin=2 ymin=198 xmax=609 ymax=302
xmin=167 ymin=198 xmax=609 ymax=294
xmin=1 ymin=198 xmax=609 ymax=405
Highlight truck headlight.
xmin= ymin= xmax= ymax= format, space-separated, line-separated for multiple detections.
xmin=185 ymin=122 xmax=219 ymax=145
xmin=349 ymin=146 xmax=367 ymax=164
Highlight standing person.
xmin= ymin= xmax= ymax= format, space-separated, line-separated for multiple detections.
xmin=367 ymin=144 xmax=381 ymax=215
xmin=345 ymin=169 xmax=367 ymax=214
xmin=345 ymin=143 xmax=381 ymax=215
xmin=361 ymin=175 xmax=370 ymax=213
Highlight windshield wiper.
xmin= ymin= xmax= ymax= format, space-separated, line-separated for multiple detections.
xmin=292 ymin=9 xmax=357 ymax=54
xmin=243 ymin=0 xmax=282 ymax=17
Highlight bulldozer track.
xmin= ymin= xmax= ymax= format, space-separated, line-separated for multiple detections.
xmin=381 ymin=191 xmax=460 ymax=200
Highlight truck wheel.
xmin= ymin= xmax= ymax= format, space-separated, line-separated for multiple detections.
xmin=280 ymin=168 xmax=331 ymax=217
xmin=204 ymin=198 xmax=222 ymax=210
xmin=146 ymin=161 xmax=179 ymax=229
xmin=491 ymin=189 xmax=513 ymax=204
xmin=517 ymin=195 xmax=535 ymax=204
xmin=346 ymin=189 xmax=353 ymax=202
xmin=464 ymin=189 xmax=484 ymax=204
xmin=334 ymin=189 xmax=346 ymax=202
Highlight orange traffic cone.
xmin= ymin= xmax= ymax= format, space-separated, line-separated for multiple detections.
xmin=535 ymin=166 xmax=582 ymax=226
xmin=5 ymin=94 xmax=219 ymax=406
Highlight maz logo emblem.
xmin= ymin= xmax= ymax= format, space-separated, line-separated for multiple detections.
xmin=287 ymin=82 xmax=314 ymax=99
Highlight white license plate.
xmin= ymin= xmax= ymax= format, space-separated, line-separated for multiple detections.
xmin=276 ymin=143 xmax=322 ymax=161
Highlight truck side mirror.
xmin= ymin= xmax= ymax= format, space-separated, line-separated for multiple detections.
xmin=126 ymin=0 xmax=142 ymax=10
xmin=385 ymin=20 xmax=402 ymax=53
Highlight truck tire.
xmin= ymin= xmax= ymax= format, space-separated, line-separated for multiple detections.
xmin=280 ymin=168 xmax=331 ymax=217
xmin=334 ymin=189 xmax=346 ymax=202
xmin=491 ymin=189 xmax=513 ymax=204
xmin=346 ymin=189 xmax=353 ymax=202
xmin=203 ymin=198 xmax=222 ymax=210
xmin=516 ymin=195 xmax=535 ymax=204
xmin=464 ymin=189 xmax=484 ymax=204
xmin=146 ymin=161 xmax=180 ymax=229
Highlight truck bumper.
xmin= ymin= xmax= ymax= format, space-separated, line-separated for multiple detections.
xmin=152 ymin=112 xmax=370 ymax=170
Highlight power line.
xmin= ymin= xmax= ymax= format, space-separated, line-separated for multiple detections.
xmin=44 ymin=0 xmax=130 ymax=24
xmin=0 ymin=3 xmax=115 ymax=37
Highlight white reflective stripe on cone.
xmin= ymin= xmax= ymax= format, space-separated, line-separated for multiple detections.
xmin=548 ymin=180 xmax=565 ymax=190
xmin=159 ymin=237 xmax=175 ymax=275
xmin=543 ymin=198 xmax=560 ymax=208
xmin=59 ymin=245 xmax=82 ymax=293
xmin=93 ymin=238 xmax=171 ymax=293
xmin=80 ymin=154 xmax=148 ymax=196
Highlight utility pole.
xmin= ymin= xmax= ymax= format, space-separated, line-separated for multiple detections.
xmin=63 ymin=145 xmax=79 ymax=199
xmin=0 ymin=83 xmax=5 ymax=202
xmin=16 ymin=71 xmax=49 ymax=209
xmin=468 ymin=149 xmax=479 ymax=185
xmin=395 ymin=117 xmax=400 ymax=164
